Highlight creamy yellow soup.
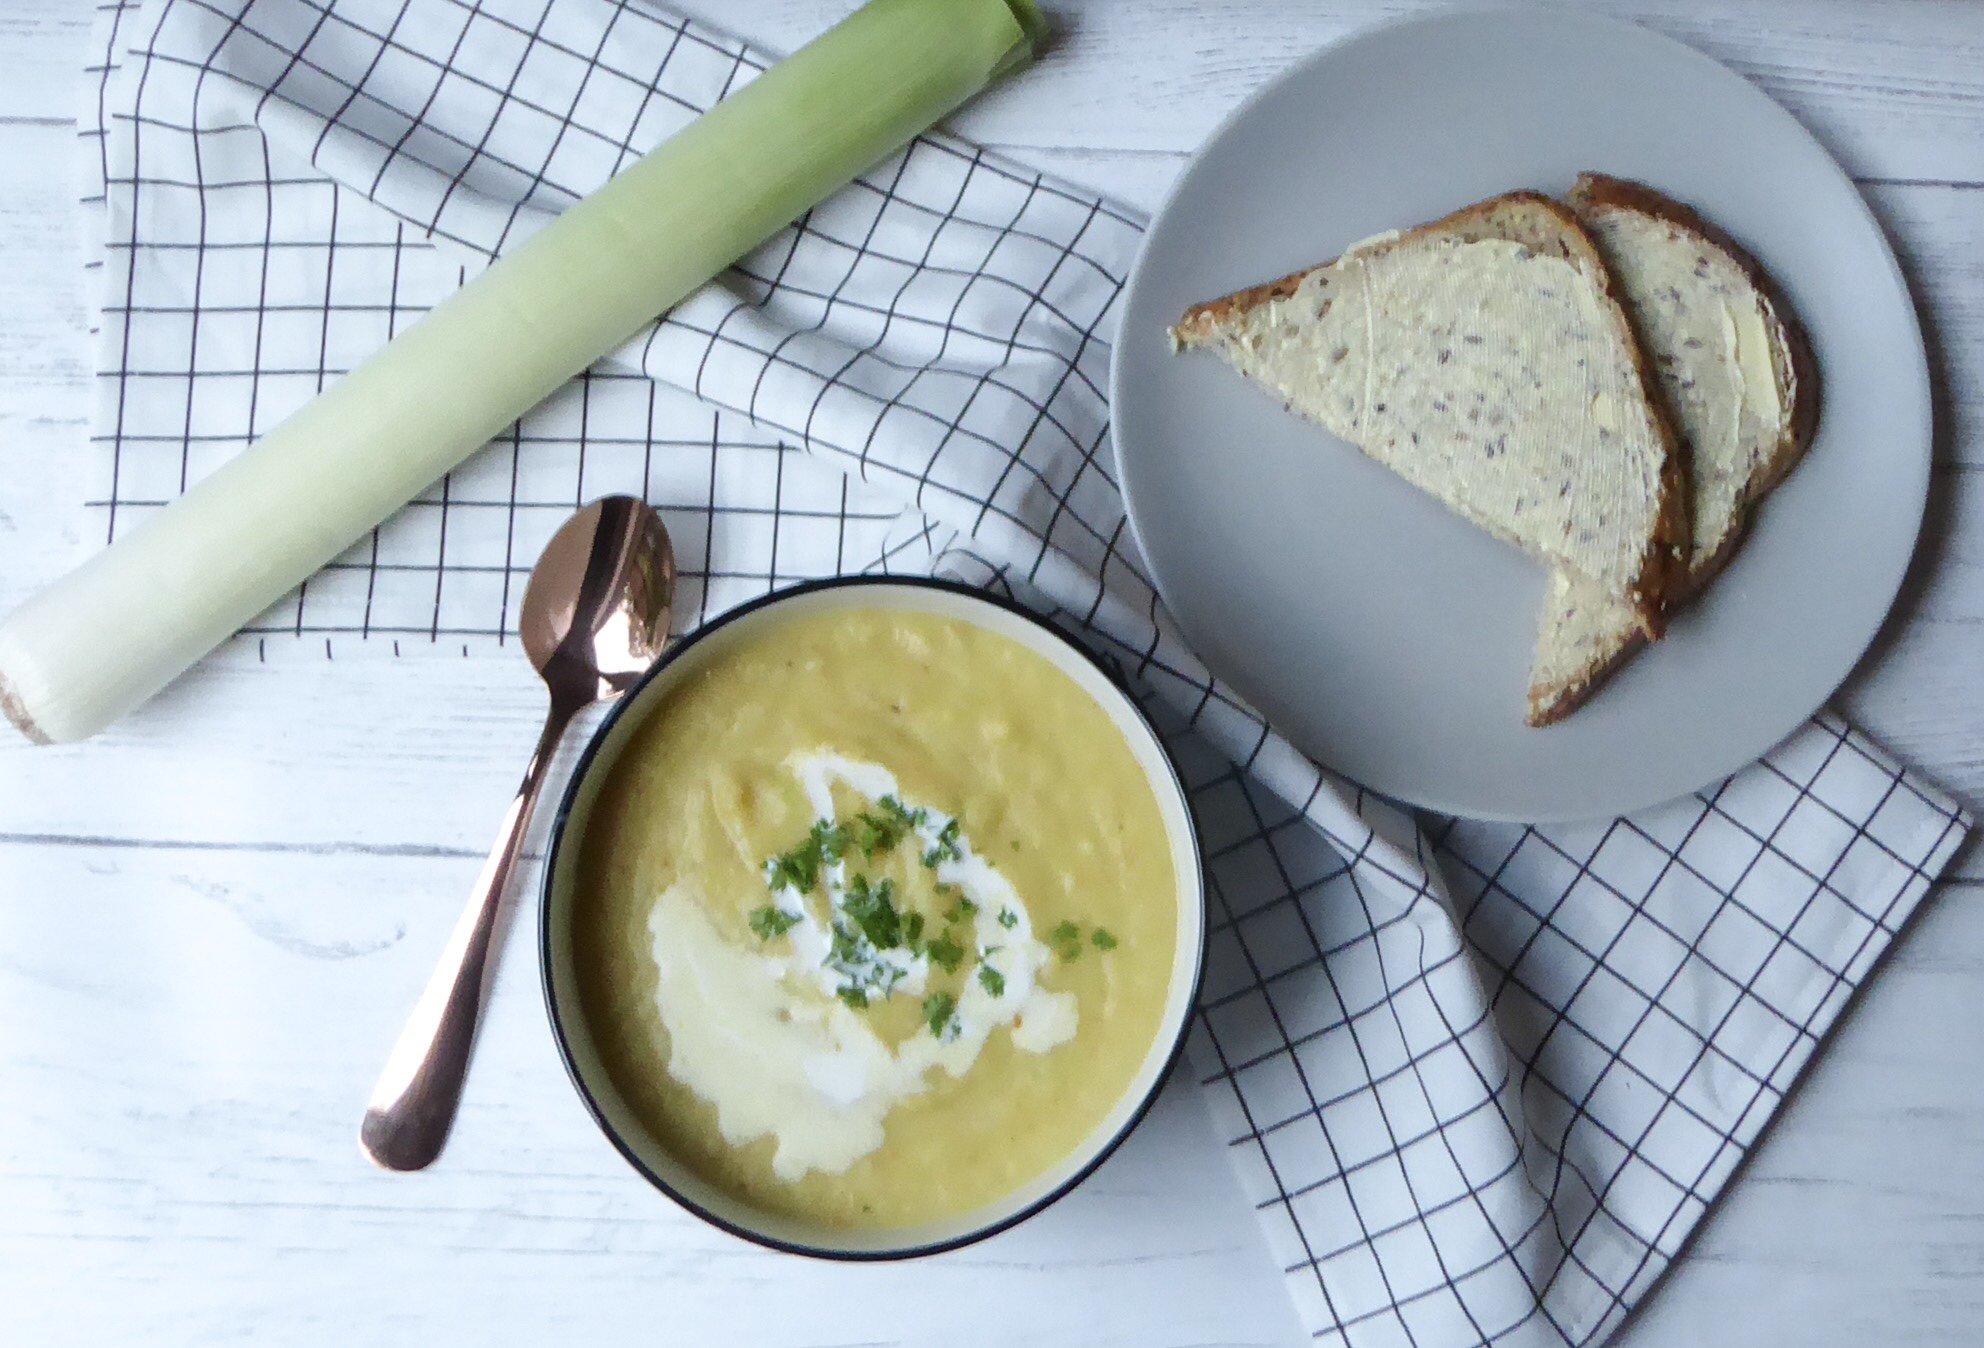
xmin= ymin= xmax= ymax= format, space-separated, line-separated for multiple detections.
xmin=571 ymin=606 xmax=1179 ymax=1229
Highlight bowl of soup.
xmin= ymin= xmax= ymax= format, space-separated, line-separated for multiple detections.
xmin=539 ymin=576 xmax=1205 ymax=1258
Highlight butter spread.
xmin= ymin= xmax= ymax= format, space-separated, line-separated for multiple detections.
xmin=1583 ymin=208 xmax=1785 ymax=568
xmin=646 ymin=752 xmax=1077 ymax=1182
xmin=1530 ymin=208 xmax=1794 ymax=716
xmin=1195 ymin=235 xmax=1667 ymax=596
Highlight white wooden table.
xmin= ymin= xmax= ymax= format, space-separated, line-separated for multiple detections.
xmin=2 ymin=2 xmax=1980 ymax=1344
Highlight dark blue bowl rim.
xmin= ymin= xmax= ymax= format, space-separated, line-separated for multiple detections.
xmin=537 ymin=573 xmax=1210 ymax=1262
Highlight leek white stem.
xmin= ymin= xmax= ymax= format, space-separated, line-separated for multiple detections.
xmin=0 ymin=0 xmax=1042 ymax=744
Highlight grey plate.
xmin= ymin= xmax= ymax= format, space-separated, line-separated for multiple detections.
xmin=1111 ymin=6 xmax=1930 ymax=823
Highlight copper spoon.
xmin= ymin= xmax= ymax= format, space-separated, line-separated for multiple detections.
xmin=360 ymin=495 xmax=675 ymax=1171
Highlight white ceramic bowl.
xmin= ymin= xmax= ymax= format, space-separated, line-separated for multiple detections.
xmin=539 ymin=576 xmax=1207 ymax=1258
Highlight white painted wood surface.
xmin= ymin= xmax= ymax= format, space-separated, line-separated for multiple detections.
xmin=1 ymin=2 xmax=1981 ymax=1344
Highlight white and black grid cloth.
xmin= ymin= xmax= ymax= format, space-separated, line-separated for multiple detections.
xmin=75 ymin=2 xmax=1971 ymax=1344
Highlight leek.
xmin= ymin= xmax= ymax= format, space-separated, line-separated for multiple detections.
xmin=0 ymin=0 xmax=1044 ymax=744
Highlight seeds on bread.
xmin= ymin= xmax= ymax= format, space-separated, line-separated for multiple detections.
xmin=1171 ymin=191 xmax=1690 ymax=637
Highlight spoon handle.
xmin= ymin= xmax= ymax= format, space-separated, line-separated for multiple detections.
xmin=359 ymin=693 xmax=581 ymax=1171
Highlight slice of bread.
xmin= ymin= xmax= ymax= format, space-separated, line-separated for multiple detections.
xmin=1524 ymin=174 xmax=1819 ymax=725
xmin=1172 ymin=191 xmax=1689 ymax=636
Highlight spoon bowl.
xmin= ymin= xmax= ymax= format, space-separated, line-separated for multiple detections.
xmin=521 ymin=496 xmax=676 ymax=695
xmin=360 ymin=495 xmax=675 ymax=1172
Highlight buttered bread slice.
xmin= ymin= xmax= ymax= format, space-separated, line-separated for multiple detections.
xmin=1171 ymin=191 xmax=1689 ymax=636
xmin=1526 ymin=175 xmax=1818 ymax=725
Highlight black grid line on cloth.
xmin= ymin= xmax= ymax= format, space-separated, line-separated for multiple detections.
xmin=1424 ymin=718 xmax=1971 ymax=1340
xmin=79 ymin=5 xmax=1975 ymax=1348
xmin=1593 ymin=726 xmax=1967 ymax=1304
xmin=1217 ymin=874 xmax=1433 ymax=1343
xmin=1192 ymin=772 xmax=1546 ymax=1344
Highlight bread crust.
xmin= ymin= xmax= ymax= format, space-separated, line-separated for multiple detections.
xmin=1174 ymin=191 xmax=1586 ymax=337
xmin=1173 ymin=190 xmax=1690 ymax=636
xmin=1526 ymin=628 xmax=1646 ymax=726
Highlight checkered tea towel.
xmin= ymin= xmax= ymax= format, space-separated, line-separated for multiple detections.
xmin=78 ymin=2 xmax=1970 ymax=1344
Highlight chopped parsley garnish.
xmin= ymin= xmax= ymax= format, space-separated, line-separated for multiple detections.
xmin=1050 ymin=919 xmax=1084 ymax=962
xmin=852 ymin=794 xmax=927 ymax=858
xmin=923 ymin=991 xmax=959 ymax=1039
xmin=766 ymin=851 xmax=814 ymax=896
xmin=762 ymin=800 xmax=1030 ymax=1022
xmin=921 ymin=818 xmax=963 ymax=869
xmin=766 ymin=820 xmax=849 ymax=895
xmin=1092 ymin=927 xmax=1119 ymax=951
xmin=828 ymin=921 xmax=864 ymax=967
xmin=925 ymin=931 xmax=966 ymax=974
xmin=841 ymin=873 xmax=903 ymax=950
xmin=748 ymin=905 xmax=800 ymax=940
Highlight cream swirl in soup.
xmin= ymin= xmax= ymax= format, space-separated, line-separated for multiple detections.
xmin=648 ymin=752 xmax=1077 ymax=1181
